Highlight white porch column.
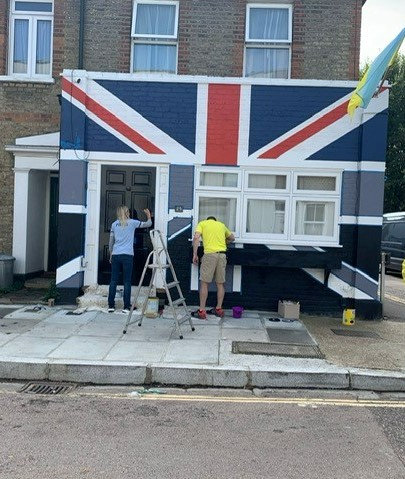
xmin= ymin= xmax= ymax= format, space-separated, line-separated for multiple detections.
xmin=12 ymin=168 xmax=30 ymax=275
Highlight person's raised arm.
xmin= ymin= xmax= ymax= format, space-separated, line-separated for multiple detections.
xmin=193 ymin=232 xmax=201 ymax=265
xmin=138 ymin=208 xmax=152 ymax=228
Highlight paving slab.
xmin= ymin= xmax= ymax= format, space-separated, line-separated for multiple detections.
xmin=163 ymin=339 xmax=219 ymax=364
xmin=0 ymin=336 xmax=63 ymax=358
xmin=3 ymin=305 xmax=54 ymax=321
xmin=44 ymin=309 xmax=98 ymax=324
xmin=0 ymin=333 xmax=19 ymax=347
xmin=222 ymin=317 xmax=264 ymax=330
xmin=221 ymin=328 xmax=269 ymax=342
xmin=104 ymin=341 xmax=168 ymax=362
xmin=21 ymin=322 xmax=82 ymax=339
xmin=48 ymin=336 xmax=119 ymax=360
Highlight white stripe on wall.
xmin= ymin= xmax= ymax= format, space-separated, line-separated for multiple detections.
xmin=190 ymin=264 xmax=199 ymax=291
xmin=56 ymin=256 xmax=82 ymax=285
xmin=341 ymin=261 xmax=379 ymax=285
xmin=168 ymin=224 xmax=192 ymax=241
xmin=340 ymin=216 xmax=383 ymax=226
xmin=59 ymin=204 xmax=87 ymax=214
xmin=233 ymin=265 xmax=242 ymax=292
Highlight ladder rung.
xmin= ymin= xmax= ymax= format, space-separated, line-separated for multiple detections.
xmin=172 ymin=297 xmax=185 ymax=306
xmin=148 ymin=264 xmax=170 ymax=269
xmin=166 ymin=281 xmax=179 ymax=289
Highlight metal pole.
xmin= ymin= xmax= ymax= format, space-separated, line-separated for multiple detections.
xmin=380 ymin=252 xmax=386 ymax=316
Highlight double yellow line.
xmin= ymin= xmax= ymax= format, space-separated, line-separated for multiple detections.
xmin=385 ymin=293 xmax=405 ymax=305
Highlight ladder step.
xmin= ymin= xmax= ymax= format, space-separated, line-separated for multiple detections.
xmin=148 ymin=264 xmax=170 ymax=269
xmin=172 ymin=297 xmax=185 ymax=306
xmin=166 ymin=281 xmax=179 ymax=289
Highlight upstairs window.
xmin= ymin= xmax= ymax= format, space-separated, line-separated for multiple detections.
xmin=9 ymin=0 xmax=53 ymax=78
xmin=131 ymin=0 xmax=179 ymax=74
xmin=244 ymin=3 xmax=292 ymax=79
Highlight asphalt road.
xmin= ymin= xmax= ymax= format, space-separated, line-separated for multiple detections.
xmin=0 ymin=384 xmax=404 ymax=479
xmin=384 ymin=273 xmax=405 ymax=321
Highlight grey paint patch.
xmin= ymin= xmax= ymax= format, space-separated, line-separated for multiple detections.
xmin=57 ymin=271 xmax=84 ymax=289
xmin=59 ymin=160 xmax=87 ymax=205
xmin=168 ymin=217 xmax=192 ymax=237
xmin=341 ymin=171 xmax=384 ymax=216
xmin=169 ymin=165 xmax=194 ymax=209
xmin=294 ymin=246 xmax=317 ymax=251
xmin=332 ymin=265 xmax=378 ymax=299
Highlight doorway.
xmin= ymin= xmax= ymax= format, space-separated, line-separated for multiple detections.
xmin=98 ymin=165 xmax=156 ymax=285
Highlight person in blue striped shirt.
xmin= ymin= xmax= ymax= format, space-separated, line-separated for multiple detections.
xmin=108 ymin=206 xmax=152 ymax=313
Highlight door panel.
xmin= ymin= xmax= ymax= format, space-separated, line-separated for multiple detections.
xmin=98 ymin=166 xmax=156 ymax=285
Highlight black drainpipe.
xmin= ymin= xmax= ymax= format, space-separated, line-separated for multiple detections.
xmin=78 ymin=0 xmax=85 ymax=69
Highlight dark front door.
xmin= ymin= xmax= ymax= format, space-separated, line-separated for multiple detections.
xmin=98 ymin=166 xmax=156 ymax=285
xmin=47 ymin=175 xmax=59 ymax=272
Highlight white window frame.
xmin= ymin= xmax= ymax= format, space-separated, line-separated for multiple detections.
xmin=195 ymin=191 xmax=241 ymax=238
xmin=193 ymin=166 xmax=342 ymax=246
xmin=293 ymin=171 xmax=341 ymax=195
xmin=242 ymin=194 xmax=290 ymax=241
xmin=244 ymin=3 xmax=292 ymax=79
xmin=291 ymin=197 xmax=340 ymax=244
xmin=244 ymin=170 xmax=290 ymax=194
xmin=131 ymin=0 xmax=179 ymax=74
xmin=8 ymin=0 xmax=54 ymax=80
xmin=196 ymin=167 xmax=241 ymax=192
xmin=245 ymin=3 xmax=293 ymax=43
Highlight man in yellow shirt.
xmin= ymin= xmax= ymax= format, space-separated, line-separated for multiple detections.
xmin=192 ymin=216 xmax=235 ymax=319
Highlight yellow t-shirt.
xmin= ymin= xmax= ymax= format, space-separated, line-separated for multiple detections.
xmin=195 ymin=219 xmax=232 ymax=254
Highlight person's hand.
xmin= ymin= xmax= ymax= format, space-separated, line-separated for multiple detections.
xmin=143 ymin=208 xmax=151 ymax=219
xmin=109 ymin=254 xmax=112 ymax=264
xmin=193 ymin=254 xmax=199 ymax=265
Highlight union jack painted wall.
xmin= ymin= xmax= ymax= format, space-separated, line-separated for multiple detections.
xmin=57 ymin=70 xmax=389 ymax=319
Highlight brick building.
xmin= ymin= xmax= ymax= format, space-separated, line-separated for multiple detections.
xmin=1 ymin=0 xmax=388 ymax=319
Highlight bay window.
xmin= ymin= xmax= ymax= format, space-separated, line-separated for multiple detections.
xmin=9 ymin=0 xmax=53 ymax=78
xmin=195 ymin=168 xmax=341 ymax=245
xmin=131 ymin=0 xmax=179 ymax=74
xmin=244 ymin=4 xmax=292 ymax=79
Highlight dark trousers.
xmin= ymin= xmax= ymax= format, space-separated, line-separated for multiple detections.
xmin=108 ymin=254 xmax=133 ymax=309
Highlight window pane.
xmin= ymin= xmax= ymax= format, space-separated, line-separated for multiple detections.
xmin=13 ymin=19 xmax=29 ymax=74
xmin=297 ymin=176 xmax=336 ymax=191
xmin=15 ymin=2 xmax=53 ymax=12
xmin=200 ymin=172 xmax=238 ymax=188
xmin=248 ymin=174 xmax=286 ymax=189
xmin=249 ymin=7 xmax=289 ymax=40
xmin=133 ymin=44 xmax=176 ymax=73
xmin=198 ymin=197 xmax=236 ymax=231
xmin=245 ymin=47 xmax=289 ymax=78
xmin=135 ymin=4 xmax=176 ymax=36
xmin=246 ymin=199 xmax=285 ymax=234
xmin=295 ymin=201 xmax=335 ymax=237
xmin=36 ymin=20 xmax=51 ymax=75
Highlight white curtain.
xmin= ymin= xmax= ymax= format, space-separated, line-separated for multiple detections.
xmin=295 ymin=202 xmax=335 ymax=236
xmin=135 ymin=4 xmax=176 ymax=36
xmin=36 ymin=20 xmax=51 ymax=75
xmin=246 ymin=199 xmax=285 ymax=234
xmin=13 ymin=19 xmax=29 ymax=73
xmin=199 ymin=197 xmax=236 ymax=230
xmin=200 ymin=172 xmax=238 ymax=188
xmin=249 ymin=8 xmax=289 ymax=40
xmin=245 ymin=47 xmax=289 ymax=79
xmin=248 ymin=174 xmax=286 ymax=189
xmin=133 ymin=43 xmax=176 ymax=73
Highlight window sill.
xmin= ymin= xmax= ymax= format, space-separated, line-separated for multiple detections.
xmin=0 ymin=75 xmax=55 ymax=84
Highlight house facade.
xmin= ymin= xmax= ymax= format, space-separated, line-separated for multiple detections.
xmin=1 ymin=0 xmax=387 ymax=319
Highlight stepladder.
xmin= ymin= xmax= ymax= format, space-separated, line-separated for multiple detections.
xmin=123 ymin=229 xmax=195 ymax=339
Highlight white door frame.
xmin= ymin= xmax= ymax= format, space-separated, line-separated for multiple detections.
xmin=84 ymin=160 xmax=169 ymax=286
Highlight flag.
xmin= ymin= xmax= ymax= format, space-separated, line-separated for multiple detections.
xmin=348 ymin=27 xmax=405 ymax=116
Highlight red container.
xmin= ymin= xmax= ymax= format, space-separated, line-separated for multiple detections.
xmin=232 ymin=306 xmax=244 ymax=318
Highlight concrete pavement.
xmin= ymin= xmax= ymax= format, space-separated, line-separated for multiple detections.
xmin=0 ymin=304 xmax=404 ymax=390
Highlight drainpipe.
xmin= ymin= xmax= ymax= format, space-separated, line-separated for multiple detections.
xmin=78 ymin=0 xmax=86 ymax=69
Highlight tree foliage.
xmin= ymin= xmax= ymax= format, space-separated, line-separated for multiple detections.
xmin=383 ymin=53 xmax=405 ymax=212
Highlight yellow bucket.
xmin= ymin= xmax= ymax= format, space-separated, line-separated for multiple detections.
xmin=342 ymin=309 xmax=355 ymax=326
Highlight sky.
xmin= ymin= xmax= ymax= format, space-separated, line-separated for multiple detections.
xmin=360 ymin=0 xmax=405 ymax=66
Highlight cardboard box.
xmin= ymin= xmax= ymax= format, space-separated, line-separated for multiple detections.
xmin=278 ymin=300 xmax=300 ymax=319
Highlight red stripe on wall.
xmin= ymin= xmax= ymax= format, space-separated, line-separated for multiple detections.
xmin=61 ymin=78 xmax=164 ymax=154
xmin=206 ymin=84 xmax=240 ymax=165
xmin=259 ymin=100 xmax=349 ymax=159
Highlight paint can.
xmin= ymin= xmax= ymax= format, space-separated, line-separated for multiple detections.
xmin=232 ymin=306 xmax=244 ymax=318
xmin=145 ymin=297 xmax=159 ymax=318
xmin=342 ymin=309 xmax=355 ymax=326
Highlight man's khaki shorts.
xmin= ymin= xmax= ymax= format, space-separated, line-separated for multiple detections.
xmin=200 ymin=253 xmax=227 ymax=284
